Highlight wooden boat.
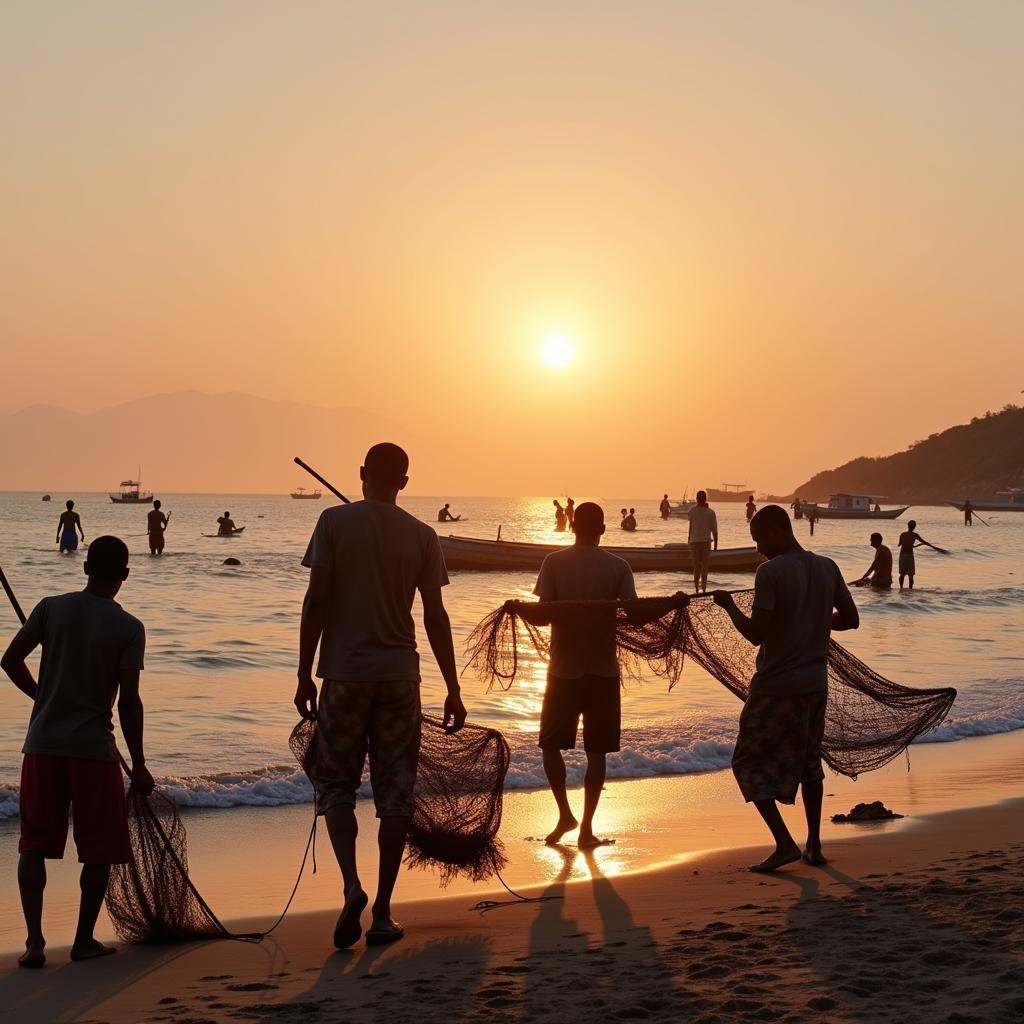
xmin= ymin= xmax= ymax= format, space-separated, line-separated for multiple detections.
xmin=110 ymin=470 xmax=154 ymax=504
xmin=439 ymin=535 xmax=763 ymax=573
xmin=290 ymin=487 xmax=322 ymax=500
xmin=948 ymin=490 xmax=1024 ymax=513
xmin=797 ymin=494 xmax=909 ymax=520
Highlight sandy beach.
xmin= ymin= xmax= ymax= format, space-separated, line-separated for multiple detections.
xmin=1 ymin=795 xmax=1020 ymax=1024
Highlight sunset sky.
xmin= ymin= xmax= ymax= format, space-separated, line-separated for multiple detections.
xmin=3 ymin=2 xmax=1023 ymax=495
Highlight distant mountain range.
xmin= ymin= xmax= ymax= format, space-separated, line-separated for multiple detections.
xmin=791 ymin=405 xmax=1024 ymax=505
xmin=0 ymin=391 xmax=412 ymax=495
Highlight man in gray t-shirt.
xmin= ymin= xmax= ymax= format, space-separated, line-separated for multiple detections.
xmin=295 ymin=443 xmax=466 ymax=951
xmin=713 ymin=505 xmax=858 ymax=873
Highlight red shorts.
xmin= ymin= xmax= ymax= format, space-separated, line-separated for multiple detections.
xmin=19 ymin=754 xmax=132 ymax=864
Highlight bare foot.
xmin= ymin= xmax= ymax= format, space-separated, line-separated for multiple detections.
xmin=749 ymin=842 xmax=802 ymax=873
xmin=366 ymin=913 xmax=404 ymax=946
xmin=333 ymin=886 xmax=368 ymax=950
xmin=18 ymin=941 xmax=46 ymax=969
xmin=578 ymin=832 xmax=616 ymax=850
xmin=545 ymin=814 xmax=579 ymax=845
xmin=803 ymin=843 xmax=828 ymax=866
xmin=70 ymin=940 xmax=116 ymax=962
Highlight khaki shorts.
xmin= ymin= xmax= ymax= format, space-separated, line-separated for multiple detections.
xmin=311 ymin=679 xmax=421 ymax=818
xmin=732 ymin=690 xmax=827 ymax=804
xmin=539 ymin=674 xmax=621 ymax=753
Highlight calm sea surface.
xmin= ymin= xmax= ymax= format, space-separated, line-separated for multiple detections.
xmin=1 ymin=491 xmax=1022 ymax=817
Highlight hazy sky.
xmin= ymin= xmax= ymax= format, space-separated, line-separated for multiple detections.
xmin=3 ymin=2 xmax=1022 ymax=494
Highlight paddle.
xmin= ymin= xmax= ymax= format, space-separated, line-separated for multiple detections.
xmin=971 ymin=510 xmax=992 ymax=527
xmin=0 ymin=563 xmax=27 ymax=626
xmin=293 ymin=457 xmax=351 ymax=504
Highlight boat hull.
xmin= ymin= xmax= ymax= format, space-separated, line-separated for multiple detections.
xmin=797 ymin=504 xmax=909 ymax=520
xmin=948 ymin=501 xmax=1024 ymax=512
xmin=109 ymin=494 xmax=154 ymax=503
xmin=439 ymin=535 xmax=764 ymax=573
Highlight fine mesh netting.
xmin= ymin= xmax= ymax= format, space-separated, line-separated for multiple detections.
xmin=465 ymin=593 xmax=957 ymax=779
xmin=105 ymin=715 xmax=511 ymax=943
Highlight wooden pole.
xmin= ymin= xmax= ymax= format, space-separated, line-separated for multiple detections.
xmin=293 ymin=458 xmax=351 ymax=504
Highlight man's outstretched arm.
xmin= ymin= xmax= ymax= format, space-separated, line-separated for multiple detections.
xmin=1 ymin=629 xmax=39 ymax=701
xmin=421 ymin=587 xmax=467 ymax=732
xmin=295 ymin=564 xmax=331 ymax=719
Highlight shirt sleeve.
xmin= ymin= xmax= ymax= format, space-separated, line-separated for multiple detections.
xmin=417 ymin=531 xmax=450 ymax=591
xmin=751 ymin=562 xmax=777 ymax=612
xmin=534 ymin=556 xmax=557 ymax=600
xmin=618 ymin=565 xmax=638 ymax=601
xmin=301 ymin=511 xmax=332 ymax=569
xmin=22 ymin=600 xmax=46 ymax=644
xmin=832 ymin=561 xmax=853 ymax=608
xmin=120 ymin=621 xmax=146 ymax=673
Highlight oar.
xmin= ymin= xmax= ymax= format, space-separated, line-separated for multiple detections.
xmin=294 ymin=457 xmax=351 ymax=504
xmin=971 ymin=510 xmax=992 ymax=527
xmin=0 ymin=563 xmax=27 ymax=626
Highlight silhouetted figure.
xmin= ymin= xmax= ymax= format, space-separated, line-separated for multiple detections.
xmin=873 ymin=503 xmax=881 ymax=513
xmin=963 ymin=499 xmax=973 ymax=526
xmin=296 ymin=443 xmax=466 ymax=949
xmin=791 ymin=497 xmax=803 ymax=520
xmin=530 ymin=503 xmax=637 ymax=848
xmin=56 ymin=500 xmax=84 ymax=553
xmin=2 ymin=536 xmax=154 ymax=968
xmin=659 ymin=494 xmax=671 ymax=520
xmin=858 ymin=532 xmax=893 ymax=588
xmin=712 ymin=505 xmax=858 ymax=872
xmin=436 ymin=503 xmax=460 ymax=523
xmin=746 ymin=495 xmax=757 ymax=523
xmin=687 ymin=490 xmax=718 ymax=593
xmin=619 ymin=508 xmax=629 ymax=529
xmin=147 ymin=500 xmax=168 ymax=555
xmin=897 ymin=520 xmax=939 ymax=590
xmin=553 ymin=500 xmax=567 ymax=532
xmin=623 ymin=507 xmax=637 ymax=531
xmin=217 ymin=512 xmax=238 ymax=536
xmin=808 ymin=509 xmax=818 ymax=536
xmin=565 ymin=498 xmax=575 ymax=530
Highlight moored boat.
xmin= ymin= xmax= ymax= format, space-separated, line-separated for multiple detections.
xmin=110 ymin=472 xmax=154 ymax=504
xmin=797 ymin=494 xmax=909 ymax=520
xmin=439 ymin=534 xmax=764 ymax=573
xmin=290 ymin=487 xmax=322 ymax=499
xmin=948 ymin=490 xmax=1024 ymax=513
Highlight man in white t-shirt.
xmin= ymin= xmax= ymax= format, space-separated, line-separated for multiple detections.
xmin=295 ymin=443 xmax=467 ymax=950
xmin=687 ymin=490 xmax=718 ymax=593
xmin=713 ymin=505 xmax=859 ymax=872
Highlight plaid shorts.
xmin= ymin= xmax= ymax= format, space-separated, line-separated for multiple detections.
xmin=732 ymin=690 xmax=827 ymax=804
xmin=311 ymin=679 xmax=421 ymax=818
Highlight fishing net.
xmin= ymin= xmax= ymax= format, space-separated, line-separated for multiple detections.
xmin=465 ymin=593 xmax=957 ymax=779
xmin=290 ymin=714 xmax=511 ymax=887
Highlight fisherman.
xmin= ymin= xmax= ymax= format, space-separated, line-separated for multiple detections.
xmin=746 ymin=495 xmax=757 ymax=523
xmin=217 ymin=512 xmax=237 ymax=536
xmin=791 ymin=497 xmax=803 ymax=520
xmin=896 ymin=520 xmax=939 ymax=590
xmin=963 ymin=499 xmax=973 ymax=527
xmin=857 ymin=532 xmax=893 ymax=588
xmin=147 ymin=500 xmax=168 ymax=555
xmin=436 ymin=503 xmax=459 ymax=523
xmin=659 ymin=494 xmax=671 ymax=520
xmin=524 ymin=502 xmax=678 ymax=848
xmin=687 ymin=490 xmax=718 ymax=593
xmin=565 ymin=498 xmax=575 ymax=530
xmin=619 ymin=508 xmax=629 ymax=529
xmin=808 ymin=509 xmax=818 ymax=536
xmin=624 ymin=507 xmax=637 ymax=531
xmin=56 ymin=500 xmax=85 ymax=553
xmin=1 ymin=536 xmax=154 ymax=968
xmin=712 ymin=505 xmax=858 ymax=872
xmin=295 ymin=443 xmax=467 ymax=950
xmin=553 ymin=500 xmax=567 ymax=532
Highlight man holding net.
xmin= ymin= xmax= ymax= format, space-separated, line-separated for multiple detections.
xmin=295 ymin=443 xmax=467 ymax=950
xmin=712 ymin=505 xmax=859 ymax=872
xmin=2 ymin=536 xmax=154 ymax=968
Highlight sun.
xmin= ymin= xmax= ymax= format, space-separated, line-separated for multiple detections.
xmin=540 ymin=334 xmax=574 ymax=368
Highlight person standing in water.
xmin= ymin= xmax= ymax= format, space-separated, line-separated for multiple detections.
xmin=857 ymin=533 xmax=893 ymax=588
xmin=687 ymin=490 xmax=718 ymax=593
xmin=624 ymin=508 xmax=637 ymax=531
xmin=963 ymin=499 xmax=973 ymax=526
xmin=147 ymin=500 xmax=168 ymax=555
xmin=746 ymin=495 xmax=757 ymax=523
xmin=296 ymin=443 xmax=466 ymax=950
xmin=56 ymin=501 xmax=84 ymax=553
xmin=553 ymin=500 xmax=567 ymax=532
xmin=896 ymin=520 xmax=939 ymax=590
xmin=659 ymin=494 xmax=671 ymax=520
xmin=713 ymin=506 xmax=858 ymax=872
xmin=217 ymin=512 xmax=237 ymax=536
xmin=565 ymin=498 xmax=575 ymax=531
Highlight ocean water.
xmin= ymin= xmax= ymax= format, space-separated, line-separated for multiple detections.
xmin=0 ymin=490 xmax=1021 ymax=820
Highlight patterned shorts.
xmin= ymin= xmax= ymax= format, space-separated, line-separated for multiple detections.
xmin=732 ymin=690 xmax=827 ymax=804
xmin=311 ymin=679 xmax=421 ymax=818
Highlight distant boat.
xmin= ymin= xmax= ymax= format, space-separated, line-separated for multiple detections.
xmin=439 ymin=535 xmax=763 ymax=573
xmin=290 ymin=487 xmax=322 ymax=500
xmin=797 ymin=494 xmax=909 ymax=520
xmin=948 ymin=490 xmax=1024 ymax=513
xmin=41 ymin=494 xmax=51 ymax=502
xmin=110 ymin=471 xmax=154 ymax=504
xmin=665 ymin=491 xmax=697 ymax=516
